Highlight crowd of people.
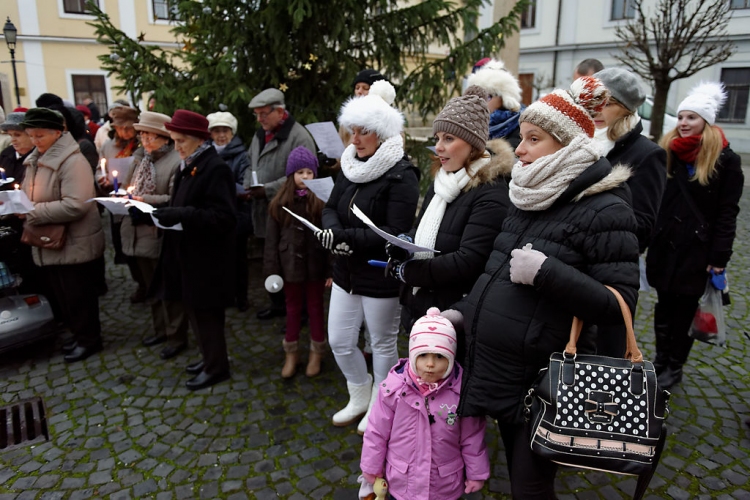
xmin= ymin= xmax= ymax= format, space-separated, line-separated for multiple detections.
xmin=0 ymin=58 xmax=744 ymax=498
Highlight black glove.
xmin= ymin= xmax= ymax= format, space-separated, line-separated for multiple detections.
xmin=385 ymin=234 xmax=413 ymax=262
xmin=128 ymin=206 xmax=154 ymax=226
xmin=152 ymin=207 xmax=185 ymax=227
xmin=386 ymin=259 xmax=407 ymax=282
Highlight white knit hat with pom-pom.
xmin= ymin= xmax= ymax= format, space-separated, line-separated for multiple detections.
xmin=677 ymin=82 xmax=727 ymax=125
xmin=409 ymin=307 xmax=457 ymax=379
xmin=519 ymin=76 xmax=610 ymax=146
xmin=338 ymin=80 xmax=403 ymax=140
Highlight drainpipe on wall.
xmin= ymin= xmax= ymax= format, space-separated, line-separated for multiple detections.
xmin=552 ymin=0 xmax=563 ymax=88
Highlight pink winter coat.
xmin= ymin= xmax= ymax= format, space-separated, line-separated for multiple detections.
xmin=361 ymin=359 xmax=490 ymax=500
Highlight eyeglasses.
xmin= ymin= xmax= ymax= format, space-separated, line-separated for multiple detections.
xmin=253 ymin=107 xmax=277 ymax=120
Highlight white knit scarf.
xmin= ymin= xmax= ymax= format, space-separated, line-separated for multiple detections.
xmin=413 ymin=155 xmax=490 ymax=260
xmin=509 ymin=135 xmax=600 ymax=211
xmin=340 ymin=134 xmax=404 ymax=184
xmin=593 ymin=126 xmax=616 ymax=156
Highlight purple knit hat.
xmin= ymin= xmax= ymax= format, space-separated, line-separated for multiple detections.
xmin=285 ymin=146 xmax=318 ymax=177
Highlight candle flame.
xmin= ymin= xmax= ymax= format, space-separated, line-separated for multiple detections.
xmin=14 ymin=184 xmax=19 ymax=190
xmin=127 ymin=186 xmax=134 ymax=193
xmin=112 ymin=170 xmax=118 ymax=178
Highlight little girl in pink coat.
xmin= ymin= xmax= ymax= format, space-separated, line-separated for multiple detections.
xmin=360 ymin=307 xmax=490 ymax=500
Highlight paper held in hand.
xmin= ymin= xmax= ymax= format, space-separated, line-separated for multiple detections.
xmin=127 ymin=199 xmax=183 ymax=231
xmin=0 ymin=190 xmax=35 ymax=215
xmin=351 ymin=204 xmax=439 ymax=254
xmin=304 ymin=122 xmax=346 ymax=159
xmin=302 ymin=177 xmax=334 ymax=203
xmin=88 ymin=197 xmax=131 ymax=216
xmin=282 ymin=206 xmax=321 ymax=232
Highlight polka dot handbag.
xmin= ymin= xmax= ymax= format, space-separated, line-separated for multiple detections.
xmin=525 ymin=286 xmax=670 ymax=499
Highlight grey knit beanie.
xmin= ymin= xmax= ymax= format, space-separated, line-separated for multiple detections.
xmin=432 ymin=86 xmax=489 ymax=151
xmin=593 ymin=68 xmax=645 ymax=113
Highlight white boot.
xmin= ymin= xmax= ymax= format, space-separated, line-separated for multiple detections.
xmin=357 ymin=381 xmax=380 ymax=435
xmin=332 ymin=374 xmax=372 ymax=427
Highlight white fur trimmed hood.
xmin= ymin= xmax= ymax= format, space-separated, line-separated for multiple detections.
xmin=338 ymin=90 xmax=404 ymax=140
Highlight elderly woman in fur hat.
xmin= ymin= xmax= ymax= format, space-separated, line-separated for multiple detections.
xmin=318 ymin=80 xmax=420 ymax=435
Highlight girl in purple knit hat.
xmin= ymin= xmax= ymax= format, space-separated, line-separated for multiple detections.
xmin=359 ymin=307 xmax=489 ymax=500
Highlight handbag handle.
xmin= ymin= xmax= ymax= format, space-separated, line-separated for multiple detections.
xmin=564 ymin=285 xmax=644 ymax=363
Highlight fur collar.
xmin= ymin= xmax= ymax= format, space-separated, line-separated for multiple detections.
xmin=574 ymin=164 xmax=632 ymax=200
xmin=465 ymin=138 xmax=515 ymax=190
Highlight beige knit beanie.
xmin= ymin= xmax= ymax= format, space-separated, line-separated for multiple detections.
xmin=432 ymin=86 xmax=489 ymax=151
xmin=519 ymin=76 xmax=609 ymax=146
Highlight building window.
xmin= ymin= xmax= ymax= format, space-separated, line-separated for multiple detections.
xmin=153 ymin=0 xmax=180 ymax=21
xmin=611 ymin=0 xmax=635 ymax=20
xmin=71 ymin=74 xmax=108 ymax=116
xmin=521 ymin=1 xmax=536 ymax=29
xmin=717 ymin=68 xmax=750 ymax=124
xmin=63 ymin=0 xmax=98 ymax=14
xmin=730 ymin=0 xmax=750 ymax=9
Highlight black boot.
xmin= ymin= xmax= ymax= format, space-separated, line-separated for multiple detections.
xmin=657 ymin=334 xmax=695 ymax=391
xmin=653 ymin=301 xmax=670 ymax=375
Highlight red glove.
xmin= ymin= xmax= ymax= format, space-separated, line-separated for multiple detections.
xmin=465 ymin=479 xmax=484 ymax=493
xmin=362 ymin=472 xmax=378 ymax=485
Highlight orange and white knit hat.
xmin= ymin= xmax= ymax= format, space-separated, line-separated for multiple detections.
xmin=519 ymin=76 xmax=609 ymax=146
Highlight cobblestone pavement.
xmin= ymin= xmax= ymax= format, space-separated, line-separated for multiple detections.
xmin=0 ymin=171 xmax=749 ymax=499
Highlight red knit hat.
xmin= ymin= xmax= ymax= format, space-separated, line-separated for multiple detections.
xmin=164 ymin=109 xmax=210 ymax=140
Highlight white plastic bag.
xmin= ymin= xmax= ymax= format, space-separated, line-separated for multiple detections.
xmin=689 ymin=278 xmax=726 ymax=347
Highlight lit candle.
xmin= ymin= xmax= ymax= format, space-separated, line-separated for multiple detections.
xmin=112 ymin=170 xmax=119 ymax=193
xmin=13 ymin=184 xmax=19 ymax=190
xmin=100 ymin=158 xmax=107 ymax=178
xmin=0 ymin=168 xmax=6 ymax=181
xmin=126 ymin=186 xmax=134 ymax=199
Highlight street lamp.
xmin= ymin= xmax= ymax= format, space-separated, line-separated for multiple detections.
xmin=3 ymin=17 xmax=21 ymax=107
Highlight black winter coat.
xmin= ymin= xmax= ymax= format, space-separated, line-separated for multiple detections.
xmin=606 ymin=120 xmax=667 ymax=253
xmin=456 ymin=159 xmax=640 ymax=424
xmin=646 ymin=146 xmax=743 ymax=296
xmin=153 ymin=146 xmax=237 ymax=309
xmin=0 ymin=145 xmax=31 ymax=188
xmin=322 ymin=156 xmax=420 ymax=298
xmin=217 ymin=135 xmax=252 ymax=235
xmin=399 ymin=141 xmax=515 ymax=330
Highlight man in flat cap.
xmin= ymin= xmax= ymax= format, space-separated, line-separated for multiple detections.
xmin=244 ymin=88 xmax=316 ymax=320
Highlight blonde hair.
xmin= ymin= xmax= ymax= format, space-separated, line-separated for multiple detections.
xmin=606 ymin=99 xmax=635 ymax=141
xmin=660 ymin=124 xmax=723 ymax=186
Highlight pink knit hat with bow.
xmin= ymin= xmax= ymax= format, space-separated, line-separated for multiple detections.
xmin=409 ymin=307 xmax=457 ymax=379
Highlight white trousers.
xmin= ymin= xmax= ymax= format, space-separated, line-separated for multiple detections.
xmin=328 ymin=283 xmax=401 ymax=387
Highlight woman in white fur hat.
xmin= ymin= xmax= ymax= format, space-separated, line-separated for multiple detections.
xmin=465 ymin=58 xmax=525 ymax=148
xmin=318 ymin=80 xmax=420 ymax=434
xmin=646 ymin=82 xmax=744 ymax=390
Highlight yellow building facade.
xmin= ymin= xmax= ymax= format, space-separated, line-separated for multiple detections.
xmin=0 ymin=0 xmax=178 ymax=113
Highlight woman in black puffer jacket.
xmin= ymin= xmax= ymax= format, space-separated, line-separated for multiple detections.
xmin=318 ymin=81 xmax=419 ymax=435
xmin=444 ymin=77 xmax=640 ymax=498
xmin=386 ymin=88 xmax=513 ymax=341
xmin=647 ymin=82 xmax=743 ymax=391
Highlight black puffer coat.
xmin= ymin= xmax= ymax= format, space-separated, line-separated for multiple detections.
xmin=456 ymin=159 xmax=640 ymax=424
xmin=399 ymin=140 xmax=515 ymax=329
xmin=606 ymin=120 xmax=667 ymax=253
xmin=646 ymin=146 xmax=743 ymax=296
xmin=322 ymin=156 xmax=419 ymax=298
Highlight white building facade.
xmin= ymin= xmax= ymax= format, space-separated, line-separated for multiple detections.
xmin=516 ymin=0 xmax=750 ymax=152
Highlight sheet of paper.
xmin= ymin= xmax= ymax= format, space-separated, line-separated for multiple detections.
xmin=88 ymin=197 xmax=131 ymax=216
xmin=282 ymin=206 xmax=321 ymax=232
xmin=302 ymin=177 xmax=334 ymax=203
xmin=127 ymin=199 xmax=183 ymax=230
xmin=107 ymin=157 xmax=135 ymax=183
xmin=305 ymin=122 xmax=346 ymax=159
xmin=351 ymin=204 xmax=439 ymax=254
xmin=0 ymin=190 xmax=35 ymax=215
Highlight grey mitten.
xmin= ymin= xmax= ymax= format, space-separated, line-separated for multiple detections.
xmin=441 ymin=309 xmax=465 ymax=334
xmin=509 ymin=243 xmax=548 ymax=285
